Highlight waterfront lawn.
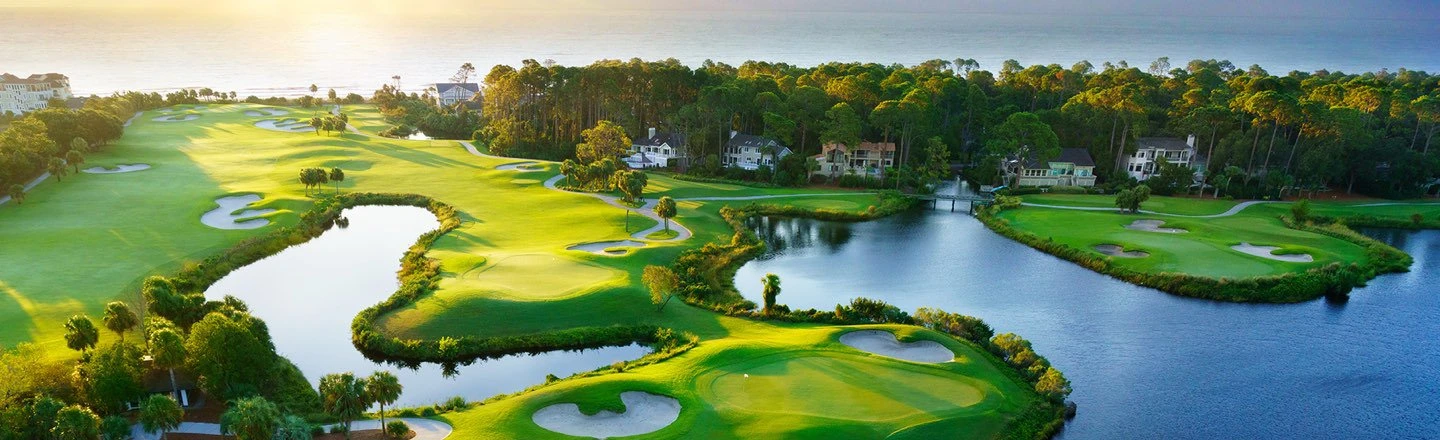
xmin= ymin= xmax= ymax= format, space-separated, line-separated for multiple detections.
xmin=0 ymin=104 xmax=1041 ymax=437
xmin=1018 ymin=193 xmax=1241 ymax=216
xmin=1001 ymin=197 xmax=1376 ymax=279
xmin=438 ymin=325 xmax=1037 ymax=440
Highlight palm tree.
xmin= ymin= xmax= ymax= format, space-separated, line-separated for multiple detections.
xmin=101 ymin=301 xmax=139 ymax=342
xmin=63 ymin=314 xmax=100 ymax=353
xmin=7 ymin=184 xmax=24 ymax=204
xmin=139 ymin=395 xmax=183 ymax=440
xmin=220 ymin=396 xmax=281 ymax=440
xmin=654 ymin=196 xmax=677 ymax=232
xmin=366 ymin=371 xmax=403 ymax=429
xmin=560 ymin=159 xmax=576 ymax=188
xmin=319 ymin=373 xmax=368 ymax=439
xmin=329 ymin=168 xmax=346 ymax=194
xmin=149 ymin=328 xmax=187 ymax=396
xmin=67 ymin=140 xmax=87 ymax=168
xmin=47 ymin=157 xmax=68 ymax=181
xmin=52 ymin=405 xmax=101 ymax=440
xmin=761 ymin=273 xmax=782 ymax=315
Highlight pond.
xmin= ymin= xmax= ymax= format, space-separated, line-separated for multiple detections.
xmin=734 ymin=209 xmax=1440 ymax=439
xmin=204 ymin=206 xmax=649 ymax=408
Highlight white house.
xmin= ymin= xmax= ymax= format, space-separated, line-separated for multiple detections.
xmin=626 ymin=128 xmax=687 ymax=169
xmin=1124 ymin=136 xmax=1197 ymax=181
xmin=724 ymin=131 xmax=791 ymax=170
xmin=433 ymin=83 xmax=479 ymax=108
xmin=813 ymin=141 xmax=896 ymax=177
xmin=1 ymin=73 xmax=72 ymax=115
xmin=1005 ymin=148 xmax=1098 ymax=187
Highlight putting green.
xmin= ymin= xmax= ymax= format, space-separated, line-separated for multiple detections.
xmin=703 ymin=354 xmax=986 ymax=422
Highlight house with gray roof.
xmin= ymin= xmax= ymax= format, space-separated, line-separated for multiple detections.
xmin=724 ymin=131 xmax=791 ymax=170
xmin=627 ymin=127 xmax=688 ymax=169
xmin=1007 ymin=148 xmax=1098 ymax=187
xmin=1124 ymin=135 xmax=1197 ymax=180
xmin=434 ymin=82 xmax=480 ymax=108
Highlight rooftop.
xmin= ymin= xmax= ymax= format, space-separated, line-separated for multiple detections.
xmin=1021 ymin=148 xmax=1095 ymax=168
xmin=435 ymin=83 xmax=480 ymax=93
xmin=1137 ymin=137 xmax=1193 ymax=151
xmin=0 ymin=73 xmax=68 ymax=85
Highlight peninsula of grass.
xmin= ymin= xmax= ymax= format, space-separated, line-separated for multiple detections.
xmin=0 ymin=103 xmax=1059 ymax=438
xmin=984 ymin=193 xmax=1415 ymax=302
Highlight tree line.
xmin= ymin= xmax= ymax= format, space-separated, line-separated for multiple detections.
xmin=441 ymin=57 xmax=1437 ymax=198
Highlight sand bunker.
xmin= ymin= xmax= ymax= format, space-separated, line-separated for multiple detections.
xmin=244 ymin=108 xmax=290 ymax=117
xmin=839 ymin=330 xmax=955 ymax=363
xmin=1125 ymin=219 xmax=1187 ymax=233
xmin=532 ymin=391 xmax=681 ymax=439
xmin=255 ymin=119 xmax=315 ymax=133
xmin=201 ymin=195 xmax=277 ymax=230
xmin=1094 ymin=244 xmax=1149 ymax=258
xmin=567 ymin=240 xmax=646 ymax=256
xmin=1231 ymin=242 xmax=1314 ymax=262
xmin=495 ymin=161 xmax=544 ymax=171
xmin=152 ymin=114 xmax=200 ymax=122
xmin=81 ymin=164 xmax=151 ymax=174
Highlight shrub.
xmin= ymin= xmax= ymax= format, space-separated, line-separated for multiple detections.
xmin=1290 ymin=199 xmax=1311 ymax=222
xmin=386 ymin=421 xmax=410 ymax=439
xmin=443 ymin=396 xmax=467 ymax=411
xmin=419 ymin=407 xmax=436 ymax=417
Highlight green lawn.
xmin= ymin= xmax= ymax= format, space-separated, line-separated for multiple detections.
xmin=1018 ymin=193 xmax=1241 ymax=216
xmin=0 ymin=104 xmax=1040 ymax=438
xmin=439 ymin=325 xmax=1033 ymax=440
xmin=1001 ymin=193 xmax=1424 ymax=279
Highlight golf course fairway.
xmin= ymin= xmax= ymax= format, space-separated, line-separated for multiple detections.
xmin=0 ymin=103 xmax=1050 ymax=438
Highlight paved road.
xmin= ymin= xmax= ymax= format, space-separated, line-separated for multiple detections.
xmin=1022 ymin=199 xmax=1440 ymax=218
xmin=1020 ymin=200 xmax=1276 ymax=218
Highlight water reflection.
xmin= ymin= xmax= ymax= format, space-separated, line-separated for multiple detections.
xmin=735 ymin=211 xmax=1440 ymax=439
xmin=204 ymin=206 xmax=649 ymax=407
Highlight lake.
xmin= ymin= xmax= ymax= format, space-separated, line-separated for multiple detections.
xmin=734 ymin=209 xmax=1440 ymax=439
xmin=2 ymin=9 xmax=1436 ymax=97
xmin=203 ymin=206 xmax=649 ymax=408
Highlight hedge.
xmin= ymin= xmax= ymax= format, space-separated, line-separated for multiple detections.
xmin=977 ymin=205 xmax=1412 ymax=303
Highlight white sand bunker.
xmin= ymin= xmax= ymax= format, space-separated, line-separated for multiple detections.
xmin=1094 ymin=244 xmax=1149 ymax=258
xmin=82 ymin=164 xmax=151 ymax=174
xmin=255 ymin=119 xmax=315 ymax=133
xmin=567 ymin=240 xmax=646 ymax=256
xmin=1125 ymin=219 xmax=1187 ymax=233
xmin=839 ymin=330 xmax=955 ymax=363
xmin=532 ymin=391 xmax=681 ymax=439
xmin=496 ymin=161 xmax=544 ymax=171
xmin=201 ymin=194 xmax=277 ymax=230
xmin=244 ymin=108 xmax=290 ymax=117
xmin=152 ymin=114 xmax=200 ymax=122
xmin=1232 ymin=242 xmax=1314 ymax=262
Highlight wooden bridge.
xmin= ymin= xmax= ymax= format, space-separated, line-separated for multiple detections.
xmin=915 ymin=192 xmax=995 ymax=213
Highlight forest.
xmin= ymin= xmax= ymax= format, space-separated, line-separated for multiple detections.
xmin=394 ymin=57 xmax=1438 ymax=198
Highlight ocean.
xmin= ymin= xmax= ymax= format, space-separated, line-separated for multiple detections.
xmin=2 ymin=8 xmax=1437 ymax=97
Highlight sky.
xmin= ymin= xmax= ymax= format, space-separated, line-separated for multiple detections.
xmin=3 ymin=0 xmax=1438 ymax=20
